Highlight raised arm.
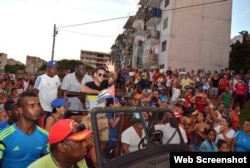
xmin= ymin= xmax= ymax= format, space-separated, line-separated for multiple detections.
xmin=105 ymin=61 xmax=117 ymax=85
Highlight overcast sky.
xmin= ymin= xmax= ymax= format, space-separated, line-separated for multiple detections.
xmin=0 ymin=0 xmax=249 ymax=64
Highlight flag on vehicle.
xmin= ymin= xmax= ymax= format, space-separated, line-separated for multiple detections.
xmin=97 ymin=85 xmax=115 ymax=103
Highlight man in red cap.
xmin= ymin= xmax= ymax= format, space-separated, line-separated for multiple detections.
xmin=28 ymin=119 xmax=93 ymax=168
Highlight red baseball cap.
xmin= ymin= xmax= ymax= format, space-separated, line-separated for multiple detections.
xmin=48 ymin=119 xmax=93 ymax=144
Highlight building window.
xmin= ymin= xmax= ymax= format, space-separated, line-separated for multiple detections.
xmin=159 ymin=64 xmax=165 ymax=69
xmin=165 ymin=0 xmax=170 ymax=7
xmin=163 ymin=17 xmax=168 ymax=30
xmin=161 ymin=40 xmax=167 ymax=52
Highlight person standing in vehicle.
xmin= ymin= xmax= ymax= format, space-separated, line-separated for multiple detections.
xmin=60 ymin=62 xmax=93 ymax=112
xmin=81 ymin=61 xmax=117 ymax=96
xmin=0 ymin=91 xmax=49 ymax=168
xmin=81 ymin=61 xmax=117 ymax=152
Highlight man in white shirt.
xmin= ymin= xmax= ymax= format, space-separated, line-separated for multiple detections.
xmin=121 ymin=118 xmax=145 ymax=154
xmin=60 ymin=62 xmax=93 ymax=112
xmin=33 ymin=60 xmax=61 ymax=114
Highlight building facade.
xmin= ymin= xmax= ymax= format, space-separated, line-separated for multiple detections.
xmin=111 ymin=0 xmax=232 ymax=72
xmin=80 ymin=50 xmax=111 ymax=68
xmin=25 ymin=55 xmax=46 ymax=77
xmin=0 ymin=53 xmax=7 ymax=73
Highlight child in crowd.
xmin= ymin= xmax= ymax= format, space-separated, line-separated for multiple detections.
xmin=199 ymin=128 xmax=217 ymax=152
xmin=217 ymin=139 xmax=229 ymax=152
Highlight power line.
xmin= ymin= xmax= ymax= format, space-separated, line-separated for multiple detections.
xmin=57 ymin=16 xmax=131 ymax=29
xmin=60 ymin=29 xmax=115 ymax=38
xmin=56 ymin=0 xmax=229 ymax=29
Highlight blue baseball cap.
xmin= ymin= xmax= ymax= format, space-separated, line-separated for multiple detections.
xmin=51 ymin=98 xmax=67 ymax=108
xmin=46 ymin=60 xmax=58 ymax=68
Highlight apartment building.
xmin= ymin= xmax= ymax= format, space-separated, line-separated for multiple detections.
xmin=80 ymin=50 xmax=111 ymax=68
xmin=112 ymin=0 xmax=232 ymax=72
xmin=0 ymin=53 xmax=7 ymax=73
xmin=25 ymin=55 xmax=46 ymax=76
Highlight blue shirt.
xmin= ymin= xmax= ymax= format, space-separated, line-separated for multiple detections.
xmin=235 ymin=131 xmax=250 ymax=152
xmin=199 ymin=139 xmax=217 ymax=152
xmin=106 ymin=113 xmax=118 ymax=148
xmin=0 ymin=120 xmax=8 ymax=131
xmin=159 ymin=94 xmax=168 ymax=103
xmin=0 ymin=123 xmax=49 ymax=168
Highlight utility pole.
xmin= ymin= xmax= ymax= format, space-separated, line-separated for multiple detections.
xmin=51 ymin=24 xmax=58 ymax=61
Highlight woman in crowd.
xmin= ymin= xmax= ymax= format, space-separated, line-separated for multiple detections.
xmin=189 ymin=111 xmax=210 ymax=151
xmin=229 ymin=103 xmax=241 ymax=131
xmin=231 ymin=119 xmax=250 ymax=152
xmin=44 ymin=98 xmax=67 ymax=132
xmin=214 ymin=116 xmax=235 ymax=148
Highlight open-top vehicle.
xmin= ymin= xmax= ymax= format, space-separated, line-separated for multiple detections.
xmin=88 ymin=106 xmax=186 ymax=168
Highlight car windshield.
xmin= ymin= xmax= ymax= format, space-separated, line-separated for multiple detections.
xmin=88 ymin=107 xmax=185 ymax=168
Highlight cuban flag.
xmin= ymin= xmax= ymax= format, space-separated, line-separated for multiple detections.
xmin=87 ymin=85 xmax=115 ymax=110
xmin=97 ymin=85 xmax=115 ymax=103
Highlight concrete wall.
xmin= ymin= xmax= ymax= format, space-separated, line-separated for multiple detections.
xmin=159 ymin=0 xmax=232 ymax=72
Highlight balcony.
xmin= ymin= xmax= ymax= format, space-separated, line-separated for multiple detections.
xmin=140 ymin=0 xmax=162 ymax=8
xmin=135 ymin=7 xmax=148 ymax=20
xmin=146 ymin=8 xmax=161 ymax=27
xmin=147 ymin=29 xmax=160 ymax=39
xmin=143 ymin=53 xmax=158 ymax=64
xmin=125 ymin=37 xmax=134 ymax=45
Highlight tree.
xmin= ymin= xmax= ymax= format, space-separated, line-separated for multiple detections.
xmin=229 ymin=31 xmax=250 ymax=72
xmin=37 ymin=59 xmax=94 ymax=78
xmin=4 ymin=64 xmax=25 ymax=74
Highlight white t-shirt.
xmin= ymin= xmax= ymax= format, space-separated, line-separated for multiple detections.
xmin=165 ymin=76 xmax=171 ymax=87
xmin=34 ymin=74 xmax=61 ymax=112
xmin=149 ymin=71 xmax=154 ymax=82
xmin=171 ymin=88 xmax=181 ymax=101
xmin=154 ymin=124 xmax=188 ymax=144
xmin=60 ymin=72 xmax=93 ymax=111
xmin=214 ymin=125 xmax=235 ymax=143
xmin=121 ymin=126 xmax=145 ymax=153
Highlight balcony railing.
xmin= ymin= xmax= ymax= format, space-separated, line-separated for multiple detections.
xmin=146 ymin=8 xmax=162 ymax=27
xmin=143 ymin=53 xmax=158 ymax=64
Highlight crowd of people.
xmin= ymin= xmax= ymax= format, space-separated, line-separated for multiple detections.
xmin=115 ymin=66 xmax=250 ymax=153
xmin=0 ymin=61 xmax=250 ymax=167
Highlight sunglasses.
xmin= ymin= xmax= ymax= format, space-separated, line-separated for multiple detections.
xmin=97 ymin=73 xmax=107 ymax=78
xmin=62 ymin=124 xmax=86 ymax=142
